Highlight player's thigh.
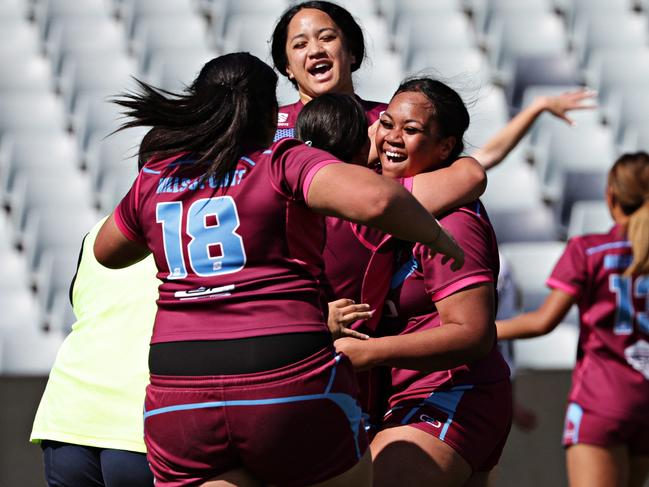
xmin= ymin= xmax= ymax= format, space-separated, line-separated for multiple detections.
xmin=42 ymin=441 xmax=104 ymax=487
xmin=100 ymin=449 xmax=154 ymax=487
xmin=201 ymin=468 xmax=261 ymax=487
xmin=371 ymin=425 xmax=472 ymax=487
xmin=629 ymin=455 xmax=649 ymax=487
xmin=566 ymin=444 xmax=628 ymax=487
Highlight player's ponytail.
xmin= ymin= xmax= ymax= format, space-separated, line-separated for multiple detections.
xmin=608 ymin=152 xmax=649 ymax=276
xmin=113 ymin=52 xmax=278 ymax=187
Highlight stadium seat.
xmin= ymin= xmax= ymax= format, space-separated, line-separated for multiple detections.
xmin=34 ymin=0 xmax=114 ymax=41
xmin=46 ymin=16 xmax=128 ymax=75
xmin=395 ymin=12 xmax=475 ymax=70
xmin=131 ymin=15 xmax=209 ymax=72
xmin=535 ymin=123 xmax=616 ymax=203
xmin=58 ymin=52 xmax=138 ymax=116
xmin=34 ymin=247 xmax=81 ymax=316
xmin=353 ymin=52 xmax=403 ymax=105
xmin=0 ymin=0 xmax=30 ymax=21
xmin=490 ymin=205 xmax=559 ymax=243
xmin=220 ymin=14 xmax=277 ymax=62
xmin=0 ymin=246 xmax=32 ymax=293
xmin=0 ymin=53 xmax=54 ymax=94
xmin=208 ymin=0 xmax=289 ymax=42
xmin=472 ymin=0 xmax=551 ymax=42
xmin=11 ymin=172 xmax=96 ymax=247
xmin=505 ymin=54 xmax=581 ymax=117
xmin=608 ymin=90 xmax=649 ymax=146
xmin=408 ymin=48 xmax=492 ymax=92
xmin=464 ymin=84 xmax=509 ymax=149
xmin=0 ymin=289 xmax=45 ymax=335
xmin=22 ymin=206 xmax=100 ymax=271
xmin=563 ymin=0 xmax=633 ymax=32
xmin=72 ymin=95 xmax=125 ymax=159
xmin=572 ymin=13 xmax=649 ymax=68
xmin=1 ymin=325 xmax=65 ymax=375
xmin=482 ymin=159 xmax=544 ymax=211
xmin=620 ymin=122 xmax=649 ymax=154
xmin=145 ymin=47 xmax=216 ymax=93
xmin=585 ymin=47 xmax=649 ymax=122
xmin=48 ymin=288 xmax=77 ymax=334
xmin=0 ymin=130 xmax=80 ymax=202
xmin=277 ymin=77 xmax=299 ymax=106
xmin=0 ymin=93 xmax=67 ymax=135
xmin=120 ymin=0 xmax=198 ymax=38
xmin=381 ymin=0 xmax=461 ymax=35
xmin=0 ymin=19 xmax=41 ymax=58
xmin=500 ymin=240 xmax=566 ymax=311
xmin=556 ymin=170 xmax=609 ymax=229
xmin=485 ymin=14 xmax=568 ymax=84
xmin=514 ymin=322 xmax=579 ymax=369
xmin=567 ymin=200 xmax=613 ymax=238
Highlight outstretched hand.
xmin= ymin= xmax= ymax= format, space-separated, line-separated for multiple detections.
xmin=327 ymin=299 xmax=372 ymax=341
xmin=540 ymin=89 xmax=597 ymax=126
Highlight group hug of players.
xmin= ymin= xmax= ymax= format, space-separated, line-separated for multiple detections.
xmin=29 ymin=2 xmax=649 ymax=486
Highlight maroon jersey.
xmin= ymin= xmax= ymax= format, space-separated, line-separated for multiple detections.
xmin=275 ymin=97 xmax=390 ymax=331
xmin=114 ymin=139 xmax=341 ymax=344
xmin=382 ymin=201 xmax=510 ymax=406
xmin=547 ymin=225 xmax=649 ymax=421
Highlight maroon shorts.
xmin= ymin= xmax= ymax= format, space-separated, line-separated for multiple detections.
xmin=563 ymin=402 xmax=649 ymax=455
xmin=144 ymin=347 xmax=368 ymax=486
xmin=381 ymin=380 xmax=512 ymax=472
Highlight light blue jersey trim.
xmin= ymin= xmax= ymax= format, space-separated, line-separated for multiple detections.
xmin=565 ymin=402 xmax=583 ymax=444
xmin=391 ymin=256 xmax=418 ymax=289
xmin=142 ymin=167 xmax=161 ymax=174
xmin=586 ymin=241 xmax=631 ymax=255
xmin=392 ymin=384 xmax=474 ymax=441
xmin=240 ymin=156 xmax=256 ymax=167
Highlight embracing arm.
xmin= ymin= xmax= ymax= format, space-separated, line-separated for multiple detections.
xmin=307 ymin=163 xmax=463 ymax=269
xmin=336 ymin=283 xmax=495 ymax=371
xmin=411 ymin=156 xmax=486 ymax=215
xmin=94 ymin=213 xmax=151 ymax=269
xmin=496 ymin=289 xmax=575 ymax=340
xmin=472 ymin=89 xmax=596 ymax=170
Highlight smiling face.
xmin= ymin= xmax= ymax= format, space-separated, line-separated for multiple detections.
xmin=376 ymin=91 xmax=456 ymax=178
xmin=284 ymin=8 xmax=356 ymax=103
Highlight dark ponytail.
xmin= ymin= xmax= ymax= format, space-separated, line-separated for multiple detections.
xmin=114 ymin=52 xmax=278 ymax=186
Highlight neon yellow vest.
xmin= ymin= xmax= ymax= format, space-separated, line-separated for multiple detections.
xmin=31 ymin=217 xmax=159 ymax=452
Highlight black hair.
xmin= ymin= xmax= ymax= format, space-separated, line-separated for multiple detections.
xmin=271 ymin=1 xmax=365 ymax=87
xmin=295 ymin=93 xmax=368 ymax=162
xmin=113 ymin=52 xmax=278 ymax=186
xmin=393 ymin=77 xmax=470 ymax=165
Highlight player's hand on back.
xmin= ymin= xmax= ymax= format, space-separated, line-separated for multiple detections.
xmin=327 ymin=299 xmax=371 ymax=341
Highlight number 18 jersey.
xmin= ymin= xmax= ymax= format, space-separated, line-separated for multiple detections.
xmin=115 ymin=139 xmax=340 ymax=344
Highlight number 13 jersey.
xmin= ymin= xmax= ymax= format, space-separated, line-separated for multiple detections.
xmin=114 ymin=139 xmax=340 ymax=343
xmin=548 ymin=225 xmax=649 ymax=421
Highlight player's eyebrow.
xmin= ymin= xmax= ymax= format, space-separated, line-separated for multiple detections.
xmin=289 ymin=27 xmax=337 ymax=43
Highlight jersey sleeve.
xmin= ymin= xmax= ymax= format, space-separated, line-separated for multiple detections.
xmin=419 ymin=209 xmax=495 ymax=302
xmin=546 ymin=238 xmax=586 ymax=298
xmin=269 ymin=140 xmax=341 ymax=203
xmin=114 ymin=171 xmax=146 ymax=244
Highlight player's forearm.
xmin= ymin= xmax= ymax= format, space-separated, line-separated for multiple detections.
xmin=411 ymin=156 xmax=486 ymax=215
xmin=365 ymin=322 xmax=495 ymax=372
xmin=471 ymin=97 xmax=546 ymax=170
xmin=496 ymin=311 xmax=554 ymax=340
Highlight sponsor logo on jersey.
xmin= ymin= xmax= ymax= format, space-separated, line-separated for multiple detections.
xmin=625 ymin=339 xmax=649 ymax=380
xmin=174 ymin=284 xmax=235 ymax=300
xmin=419 ymin=414 xmax=442 ymax=429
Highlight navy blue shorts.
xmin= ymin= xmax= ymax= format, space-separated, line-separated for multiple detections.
xmin=42 ymin=440 xmax=154 ymax=487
